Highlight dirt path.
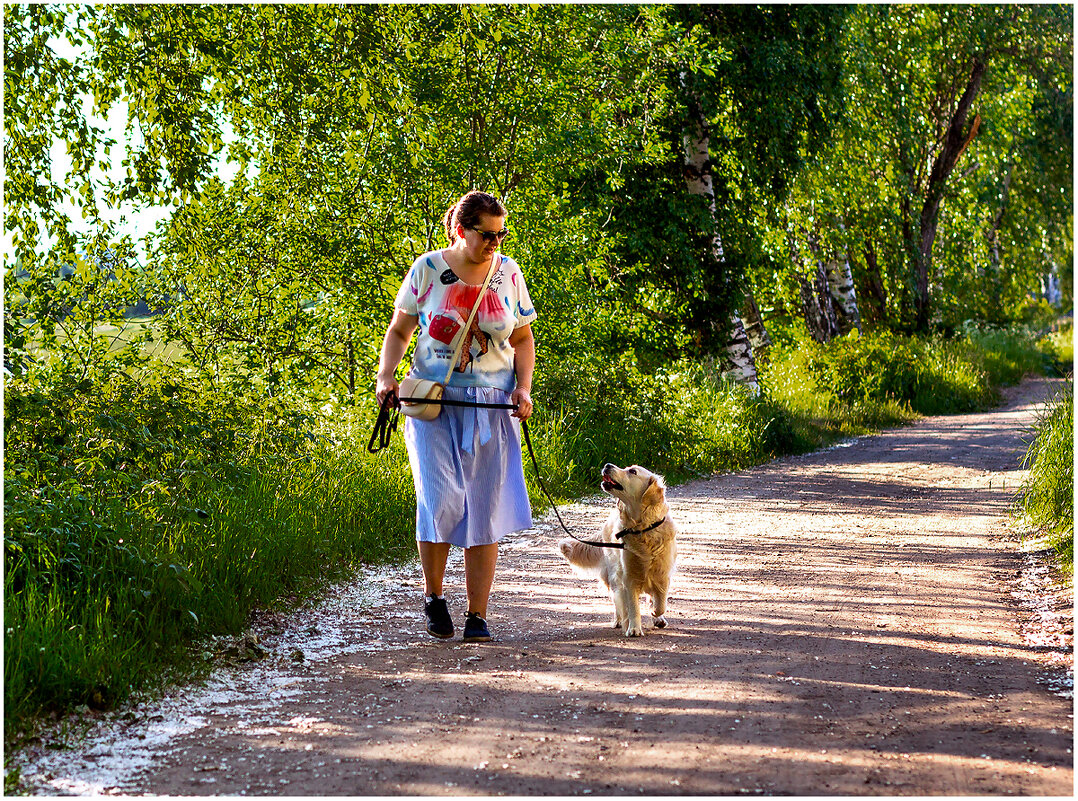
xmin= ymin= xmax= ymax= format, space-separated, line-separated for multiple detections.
xmin=15 ymin=377 xmax=1073 ymax=796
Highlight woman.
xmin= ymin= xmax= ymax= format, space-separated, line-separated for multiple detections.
xmin=375 ymin=190 xmax=536 ymax=643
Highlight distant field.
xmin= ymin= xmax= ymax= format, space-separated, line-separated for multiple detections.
xmin=94 ymin=316 xmax=188 ymax=364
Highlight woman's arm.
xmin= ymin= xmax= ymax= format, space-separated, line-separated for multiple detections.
xmin=508 ymin=323 xmax=535 ymax=420
xmin=376 ymin=309 xmax=419 ymax=407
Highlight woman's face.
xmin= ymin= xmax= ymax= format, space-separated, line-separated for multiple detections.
xmin=458 ymin=212 xmax=507 ymax=262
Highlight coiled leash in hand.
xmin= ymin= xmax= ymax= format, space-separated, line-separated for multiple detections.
xmin=367 ymin=391 xmax=629 ymax=549
xmin=367 ymin=391 xmax=519 ymax=453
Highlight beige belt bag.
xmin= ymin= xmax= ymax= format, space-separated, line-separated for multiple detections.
xmin=398 ymin=256 xmax=498 ymax=420
xmin=397 ymin=376 xmax=445 ymax=420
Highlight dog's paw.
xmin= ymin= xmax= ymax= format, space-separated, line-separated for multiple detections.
xmin=624 ymin=624 xmax=644 ymax=637
xmin=653 ymin=615 xmax=667 ymax=629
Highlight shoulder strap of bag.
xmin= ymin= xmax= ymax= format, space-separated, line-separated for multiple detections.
xmin=439 ymin=255 xmax=500 ymax=385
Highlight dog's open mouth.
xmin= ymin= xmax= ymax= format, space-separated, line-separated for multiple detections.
xmin=601 ymin=477 xmax=623 ymax=492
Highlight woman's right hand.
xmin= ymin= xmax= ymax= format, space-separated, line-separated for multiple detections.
xmin=376 ymin=373 xmax=400 ymax=409
xmin=376 ymin=310 xmax=419 ymax=411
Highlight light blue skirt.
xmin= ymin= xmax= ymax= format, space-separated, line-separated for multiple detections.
xmin=404 ymin=385 xmax=533 ymax=548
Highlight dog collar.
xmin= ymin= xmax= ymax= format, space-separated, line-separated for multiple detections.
xmin=615 ymin=516 xmax=667 ymax=540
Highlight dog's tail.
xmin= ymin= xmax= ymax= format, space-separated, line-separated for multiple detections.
xmin=558 ymin=538 xmax=604 ymax=571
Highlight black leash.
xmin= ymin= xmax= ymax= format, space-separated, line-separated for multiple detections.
xmin=367 ymin=392 xmax=650 ymax=549
xmin=367 ymin=392 xmax=517 ymax=454
xmin=518 ymin=419 xmax=626 ymax=549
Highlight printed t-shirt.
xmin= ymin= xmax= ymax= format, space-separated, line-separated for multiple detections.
xmin=394 ymin=250 xmax=536 ymax=392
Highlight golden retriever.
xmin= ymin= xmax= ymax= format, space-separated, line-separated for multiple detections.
xmin=558 ymin=463 xmax=678 ymax=637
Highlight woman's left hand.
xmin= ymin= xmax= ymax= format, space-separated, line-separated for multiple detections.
xmin=511 ymin=387 xmax=533 ymax=420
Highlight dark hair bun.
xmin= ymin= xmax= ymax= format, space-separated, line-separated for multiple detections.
xmin=443 ymin=191 xmax=507 ymax=244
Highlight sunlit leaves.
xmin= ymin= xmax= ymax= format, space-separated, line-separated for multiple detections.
xmin=776 ymin=4 xmax=1071 ymax=333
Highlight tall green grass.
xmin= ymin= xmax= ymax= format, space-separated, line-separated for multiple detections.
xmin=800 ymin=329 xmax=998 ymax=414
xmin=4 ymin=372 xmax=416 ymax=739
xmin=763 ymin=347 xmax=918 ymax=445
xmin=1016 ymin=386 xmax=1074 ymax=571
xmin=526 ymin=355 xmax=804 ymax=502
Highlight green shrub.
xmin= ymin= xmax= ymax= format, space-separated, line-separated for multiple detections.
xmin=4 ymin=368 xmax=415 ymax=737
xmin=803 ymin=330 xmax=997 ymax=414
xmin=762 ymin=345 xmax=917 ymax=445
xmin=1016 ymin=386 xmax=1074 ymax=570
xmin=529 ymin=354 xmax=803 ymax=502
xmin=962 ymin=322 xmax=1064 ymax=384
xmin=1035 ymin=323 xmax=1073 ymax=377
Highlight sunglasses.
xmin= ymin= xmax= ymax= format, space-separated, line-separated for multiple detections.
xmin=467 ymin=226 xmax=510 ymax=243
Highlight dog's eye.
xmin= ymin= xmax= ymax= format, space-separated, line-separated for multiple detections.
xmin=628 ymin=468 xmax=637 ymax=475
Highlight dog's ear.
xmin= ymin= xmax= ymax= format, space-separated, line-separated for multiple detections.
xmin=642 ymin=474 xmax=666 ymax=506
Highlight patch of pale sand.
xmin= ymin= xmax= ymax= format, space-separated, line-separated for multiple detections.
xmin=1011 ymin=541 xmax=1074 ymax=699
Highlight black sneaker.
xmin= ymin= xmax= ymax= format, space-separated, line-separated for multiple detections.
xmin=463 ymin=612 xmax=491 ymax=643
xmin=424 ymin=596 xmax=454 ymax=639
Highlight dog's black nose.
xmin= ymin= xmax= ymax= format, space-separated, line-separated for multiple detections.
xmin=603 ymin=463 xmax=615 ymax=471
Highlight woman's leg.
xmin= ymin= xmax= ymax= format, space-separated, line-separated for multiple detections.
xmin=418 ymin=541 xmax=451 ymax=596
xmin=463 ymin=543 xmax=499 ymax=617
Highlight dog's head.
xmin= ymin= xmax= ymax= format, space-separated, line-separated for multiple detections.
xmin=600 ymin=463 xmax=666 ymax=512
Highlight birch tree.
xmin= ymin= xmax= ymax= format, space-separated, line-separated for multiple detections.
xmin=589 ymin=5 xmax=847 ymax=381
xmin=682 ymin=92 xmax=758 ymax=389
xmin=850 ymin=4 xmax=1070 ymax=330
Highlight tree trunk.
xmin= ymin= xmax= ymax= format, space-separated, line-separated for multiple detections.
xmin=985 ymin=158 xmax=1014 ymax=276
xmin=858 ymin=241 xmax=888 ymax=324
xmin=682 ymin=92 xmax=759 ymax=392
xmin=798 ymin=261 xmax=839 ymax=344
xmin=345 ymin=322 xmax=356 ymax=395
xmin=914 ymin=58 xmax=986 ymax=330
xmin=1042 ymin=262 xmax=1062 ymax=307
xmin=741 ymin=290 xmax=772 ymax=353
xmin=824 ymin=255 xmax=862 ymax=336
xmin=723 ymin=313 xmax=758 ymax=388
xmin=801 ymin=228 xmax=858 ymax=341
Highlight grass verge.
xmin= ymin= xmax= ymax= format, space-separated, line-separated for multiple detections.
xmin=1015 ymin=384 xmax=1074 ymax=572
xmin=4 ymin=370 xmax=416 ymax=743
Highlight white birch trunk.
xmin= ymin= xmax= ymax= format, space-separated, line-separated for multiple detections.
xmin=723 ymin=313 xmax=758 ymax=388
xmin=824 ymin=255 xmax=862 ymax=335
xmin=1042 ymin=261 xmax=1062 ymax=307
xmin=682 ymin=95 xmax=759 ymax=393
xmin=741 ymin=290 xmax=773 ymax=352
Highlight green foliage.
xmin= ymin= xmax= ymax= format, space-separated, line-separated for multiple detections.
xmin=584 ymin=161 xmax=737 ymax=360
xmin=774 ymin=4 xmax=1072 ymax=334
xmin=4 ymin=369 xmax=415 ymax=736
xmin=126 ymin=4 xmax=683 ymax=398
xmin=802 ymin=330 xmax=994 ymax=414
xmin=528 ymin=355 xmax=803 ymax=502
xmin=586 ymin=5 xmax=849 ymax=362
xmin=683 ymin=5 xmax=849 ymax=206
xmin=4 ymin=5 xmax=155 ymax=382
xmin=1017 ymin=386 xmax=1074 ymax=570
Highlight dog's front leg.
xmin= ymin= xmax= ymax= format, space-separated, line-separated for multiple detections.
xmin=651 ymin=587 xmax=668 ymax=629
xmin=620 ymin=586 xmax=644 ymax=637
xmin=610 ymin=582 xmax=626 ymax=630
